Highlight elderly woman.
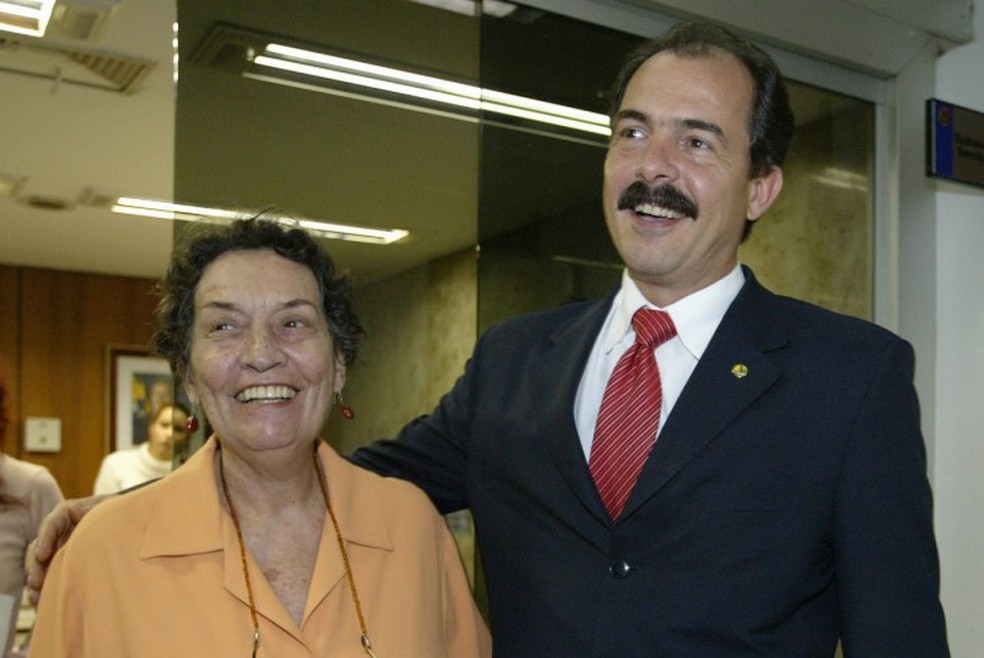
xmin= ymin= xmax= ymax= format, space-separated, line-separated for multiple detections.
xmin=30 ymin=218 xmax=490 ymax=657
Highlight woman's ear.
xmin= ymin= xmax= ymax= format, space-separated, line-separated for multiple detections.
xmin=181 ymin=369 xmax=198 ymax=408
xmin=333 ymin=354 xmax=348 ymax=394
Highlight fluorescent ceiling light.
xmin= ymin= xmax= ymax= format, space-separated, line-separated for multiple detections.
xmin=247 ymin=43 xmax=611 ymax=138
xmin=482 ymin=0 xmax=517 ymax=18
xmin=110 ymin=197 xmax=409 ymax=245
xmin=0 ymin=0 xmax=56 ymax=37
xmin=407 ymin=0 xmax=477 ymax=16
xmin=406 ymin=0 xmax=517 ymax=18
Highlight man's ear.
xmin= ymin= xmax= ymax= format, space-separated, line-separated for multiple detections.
xmin=746 ymin=165 xmax=784 ymax=223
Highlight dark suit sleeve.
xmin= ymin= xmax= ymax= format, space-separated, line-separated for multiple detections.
xmin=349 ymin=341 xmax=483 ymax=515
xmin=834 ymin=338 xmax=949 ymax=656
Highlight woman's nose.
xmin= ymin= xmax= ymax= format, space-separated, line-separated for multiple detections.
xmin=239 ymin=326 xmax=284 ymax=371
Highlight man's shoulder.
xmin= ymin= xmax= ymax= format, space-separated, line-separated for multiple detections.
xmin=738 ymin=273 xmax=903 ymax=347
xmin=774 ymin=293 xmax=900 ymax=343
xmin=739 ymin=290 xmax=911 ymax=371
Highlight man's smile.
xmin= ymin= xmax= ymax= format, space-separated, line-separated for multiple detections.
xmin=617 ymin=180 xmax=699 ymax=221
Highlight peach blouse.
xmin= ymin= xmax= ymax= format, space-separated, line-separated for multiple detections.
xmin=31 ymin=438 xmax=491 ymax=657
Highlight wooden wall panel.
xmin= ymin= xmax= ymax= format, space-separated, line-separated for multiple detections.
xmin=0 ymin=266 xmax=20 ymax=455
xmin=14 ymin=268 xmax=158 ymax=498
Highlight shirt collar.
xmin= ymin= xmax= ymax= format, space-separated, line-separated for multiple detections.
xmin=605 ymin=265 xmax=745 ymax=359
xmin=140 ymin=438 xmax=393 ymax=559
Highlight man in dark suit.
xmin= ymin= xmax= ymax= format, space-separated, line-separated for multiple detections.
xmin=28 ymin=19 xmax=948 ymax=658
xmin=351 ymin=21 xmax=949 ymax=657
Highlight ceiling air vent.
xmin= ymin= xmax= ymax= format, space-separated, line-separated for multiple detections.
xmin=0 ymin=36 xmax=155 ymax=92
xmin=66 ymin=48 xmax=154 ymax=91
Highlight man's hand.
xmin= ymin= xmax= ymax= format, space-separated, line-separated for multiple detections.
xmin=26 ymin=495 xmax=108 ymax=606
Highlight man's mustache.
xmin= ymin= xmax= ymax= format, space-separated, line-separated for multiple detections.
xmin=617 ymin=181 xmax=699 ymax=219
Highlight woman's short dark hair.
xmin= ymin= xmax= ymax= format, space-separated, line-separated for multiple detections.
xmin=153 ymin=216 xmax=364 ymax=380
xmin=609 ymin=21 xmax=795 ymax=179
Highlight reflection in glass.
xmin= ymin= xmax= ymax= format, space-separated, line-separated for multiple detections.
xmin=477 ymin=14 xmax=874 ymax=327
xmin=175 ymin=0 xmax=876 ymax=623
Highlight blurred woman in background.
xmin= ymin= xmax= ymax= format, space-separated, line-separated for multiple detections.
xmin=0 ymin=361 xmax=63 ymax=657
xmin=93 ymin=401 xmax=190 ymax=494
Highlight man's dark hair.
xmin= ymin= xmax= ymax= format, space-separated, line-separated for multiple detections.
xmin=609 ymin=21 xmax=795 ymax=179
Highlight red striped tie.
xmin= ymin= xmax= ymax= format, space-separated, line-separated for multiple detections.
xmin=590 ymin=308 xmax=677 ymax=520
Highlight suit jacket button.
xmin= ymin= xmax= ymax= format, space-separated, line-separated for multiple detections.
xmin=610 ymin=560 xmax=631 ymax=579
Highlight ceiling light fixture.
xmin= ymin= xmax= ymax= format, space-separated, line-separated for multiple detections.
xmin=407 ymin=0 xmax=478 ymax=16
xmin=0 ymin=0 xmax=56 ymax=37
xmin=110 ymin=197 xmax=409 ymax=245
xmin=245 ymin=43 xmax=611 ymax=137
xmin=481 ymin=0 xmax=517 ymax=18
xmin=406 ymin=0 xmax=517 ymax=18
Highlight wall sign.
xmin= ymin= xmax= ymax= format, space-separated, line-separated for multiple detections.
xmin=927 ymin=98 xmax=984 ymax=190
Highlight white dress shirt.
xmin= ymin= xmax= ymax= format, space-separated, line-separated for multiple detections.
xmin=575 ymin=265 xmax=746 ymax=460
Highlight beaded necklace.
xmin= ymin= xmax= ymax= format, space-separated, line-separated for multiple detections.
xmin=218 ymin=441 xmax=378 ymax=657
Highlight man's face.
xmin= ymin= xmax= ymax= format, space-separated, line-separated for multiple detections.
xmin=603 ymin=50 xmax=782 ymax=306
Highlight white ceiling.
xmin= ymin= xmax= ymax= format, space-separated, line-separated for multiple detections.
xmin=532 ymin=0 xmax=973 ymax=76
xmin=0 ymin=0 xmax=488 ymax=284
xmin=0 ymin=0 xmax=177 ymax=279
xmin=0 ymin=0 xmax=974 ymax=281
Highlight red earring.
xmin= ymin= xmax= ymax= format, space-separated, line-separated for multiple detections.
xmin=337 ymin=393 xmax=355 ymax=420
xmin=186 ymin=415 xmax=199 ymax=433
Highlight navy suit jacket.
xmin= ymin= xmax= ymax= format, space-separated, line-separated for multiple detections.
xmin=352 ymin=269 xmax=948 ymax=657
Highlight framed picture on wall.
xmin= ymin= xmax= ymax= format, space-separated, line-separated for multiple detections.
xmin=106 ymin=345 xmax=175 ymax=452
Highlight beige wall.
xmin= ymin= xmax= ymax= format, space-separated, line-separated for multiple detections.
xmin=326 ymin=248 xmax=478 ymax=583
xmin=327 ymin=248 xmax=478 ymax=455
xmin=743 ymin=105 xmax=874 ymax=320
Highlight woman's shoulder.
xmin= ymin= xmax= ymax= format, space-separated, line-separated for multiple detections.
xmin=1 ymin=453 xmax=50 ymax=478
xmin=99 ymin=447 xmax=142 ymax=466
xmin=322 ymin=445 xmax=443 ymax=530
xmin=76 ymin=478 xmax=160 ymax=535
xmin=0 ymin=454 xmax=60 ymax=496
xmin=331 ymin=448 xmax=433 ymax=503
xmin=77 ymin=454 xmax=204 ymax=544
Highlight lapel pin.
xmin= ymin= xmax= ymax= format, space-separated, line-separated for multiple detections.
xmin=731 ymin=364 xmax=749 ymax=379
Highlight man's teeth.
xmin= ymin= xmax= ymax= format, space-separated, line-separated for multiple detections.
xmin=236 ymin=385 xmax=297 ymax=403
xmin=635 ymin=203 xmax=685 ymax=219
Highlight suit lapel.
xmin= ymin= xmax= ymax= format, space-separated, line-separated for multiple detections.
xmin=620 ymin=271 xmax=788 ymax=520
xmin=533 ymin=292 xmax=615 ymax=524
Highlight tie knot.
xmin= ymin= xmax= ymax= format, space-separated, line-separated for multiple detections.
xmin=632 ymin=308 xmax=676 ymax=349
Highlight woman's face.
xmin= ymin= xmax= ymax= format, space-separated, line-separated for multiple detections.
xmin=182 ymin=249 xmax=345 ymax=458
xmin=146 ymin=404 xmax=190 ymax=459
